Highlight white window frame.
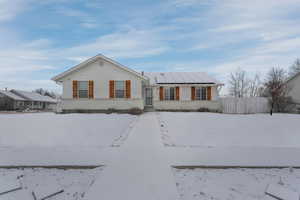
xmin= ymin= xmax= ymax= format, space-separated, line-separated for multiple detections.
xmin=164 ymin=87 xmax=175 ymax=101
xmin=195 ymin=87 xmax=207 ymax=100
xmin=115 ymin=80 xmax=126 ymax=98
xmin=78 ymin=81 xmax=89 ymax=99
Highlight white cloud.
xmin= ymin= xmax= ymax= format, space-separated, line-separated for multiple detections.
xmin=210 ymin=23 xmax=263 ymax=33
xmin=0 ymin=33 xmax=60 ymax=92
xmin=0 ymin=0 xmax=27 ymax=22
xmin=80 ymin=22 xmax=98 ymax=29
xmin=0 ymin=79 xmax=60 ymax=92
xmin=64 ymin=29 xmax=169 ymax=59
xmin=170 ymin=0 xmax=214 ymax=7
xmin=55 ymin=7 xmax=88 ymax=18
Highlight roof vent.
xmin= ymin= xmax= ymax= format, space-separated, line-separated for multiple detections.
xmin=160 ymin=73 xmax=164 ymax=76
xmin=99 ymin=60 xmax=104 ymax=66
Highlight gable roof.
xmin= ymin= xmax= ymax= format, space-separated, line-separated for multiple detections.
xmin=0 ymin=90 xmax=26 ymax=101
xmin=144 ymin=72 xmax=222 ymax=85
xmin=11 ymin=90 xmax=57 ymax=103
xmin=52 ymin=54 xmax=148 ymax=82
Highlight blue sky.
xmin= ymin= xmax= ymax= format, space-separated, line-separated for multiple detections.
xmin=1 ymin=0 xmax=300 ymax=93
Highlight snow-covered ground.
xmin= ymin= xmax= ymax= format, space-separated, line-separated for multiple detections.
xmin=0 ymin=167 xmax=104 ymax=200
xmin=0 ymin=113 xmax=137 ymax=147
xmin=159 ymin=112 xmax=300 ymax=147
xmin=173 ymin=167 xmax=300 ymax=200
xmin=1 ymin=112 xmax=300 ymax=200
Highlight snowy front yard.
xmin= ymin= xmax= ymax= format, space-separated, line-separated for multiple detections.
xmin=159 ymin=112 xmax=300 ymax=147
xmin=173 ymin=167 xmax=300 ymax=200
xmin=1 ymin=112 xmax=300 ymax=200
xmin=0 ymin=167 xmax=104 ymax=200
xmin=0 ymin=113 xmax=137 ymax=147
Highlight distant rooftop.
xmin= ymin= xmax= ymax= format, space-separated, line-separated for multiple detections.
xmin=11 ymin=90 xmax=57 ymax=103
xmin=0 ymin=90 xmax=26 ymax=101
xmin=144 ymin=72 xmax=221 ymax=85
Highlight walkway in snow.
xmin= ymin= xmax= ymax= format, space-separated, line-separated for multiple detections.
xmin=83 ymin=113 xmax=179 ymax=200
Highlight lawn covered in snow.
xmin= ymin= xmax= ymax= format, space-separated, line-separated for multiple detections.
xmin=0 ymin=167 xmax=104 ymax=200
xmin=0 ymin=113 xmax=137 ymax=147
xmin=159 ymin=112 xmax=300 ymax=147
xmin=173 ymin=167 xmax=300 ymax=200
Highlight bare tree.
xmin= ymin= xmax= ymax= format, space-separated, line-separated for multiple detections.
xmin=228 ymin=68 xmax=250 ymax=98
xmin=289 ymin=58 xmax=300 ymax=77
xmin=34 ymin=88 xmax=59 ymax=99
xmin=264 ymin=67 xmax=290 ymax=115
xmin=248 ymin=73 xmax=262 ymax=97
xmin=34 ymin=88 xmax=46 ymax=95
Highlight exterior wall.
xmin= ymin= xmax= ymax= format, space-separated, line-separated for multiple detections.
xmin=61 ymin=99 xmax=144 ymax=110
xmin=153 ymin=100 xmax=221 ymax=111
xmin=46 ymin=103 xmax=57 ymax=111
xmin=23 ymin=101 xmax=57 ymax=110
xmin=0 ymin=96 xmax=14 ymax=110
xmin=60 ymin=59 xmax=144 ymax=110
xmin=0 ymin=97 xmax=27 ymax=111
xmin=151 ymin=85 xmax=221 ymax=111
xmin=288 ymin=74 xmax=300 ymax=104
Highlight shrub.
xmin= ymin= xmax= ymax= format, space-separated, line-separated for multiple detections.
xmin=197 ymin=107 xmax=222 ymax=113
xmin=106 ymin=108 xmax=116 ymax=114
xmin=197 ymin=107 xmax=210 ymax=112
xmin=128 ymin=107 xmax=143 ymax=115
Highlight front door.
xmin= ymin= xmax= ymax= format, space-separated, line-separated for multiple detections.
xmin=145 ymin=88 xmax=153 ymax=106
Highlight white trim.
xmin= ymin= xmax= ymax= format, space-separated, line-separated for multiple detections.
xmin=52 ymin=54 xmax=148 ymax=82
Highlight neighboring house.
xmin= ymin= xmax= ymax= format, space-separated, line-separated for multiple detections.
xmin=0 ymin=90 xmax=26 ymax=110
xmin=0 ymin=89 xmax=57 ymax=111
xmin=52 ymin=54 xmax=223 ymax=112
xmin=287 ymin=71 xmax=300 ymax=104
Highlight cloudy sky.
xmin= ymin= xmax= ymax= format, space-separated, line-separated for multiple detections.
xmin=1 ymin=0 xmax=300 ymax=93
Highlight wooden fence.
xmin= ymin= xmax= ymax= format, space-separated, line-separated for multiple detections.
xmin=220 ymin=97 xmax=270 ymax=114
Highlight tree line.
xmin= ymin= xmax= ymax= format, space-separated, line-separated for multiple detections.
xmin=33 ymin=88 xmax=60 ymax=99
xmin=228 ymin=58 xmax=300 ymax=114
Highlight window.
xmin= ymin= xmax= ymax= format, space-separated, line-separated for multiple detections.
xmin=115 ymin=81 xmax=126 ymax=98
xmin=78 ymin=81 xmax=88 ymax=98
xmin=164 ymin=87 xmax=175 ymax=100
xmin=195 ymin=87 xmax=207 ymax=100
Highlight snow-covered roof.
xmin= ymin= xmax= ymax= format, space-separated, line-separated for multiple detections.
xmin=0 ymin=90 xmax=26 ymax=101
xmin=144 ymin=72 xmax=221 ymax=85
xmin=11 ymin=90 xmax=57 ymax=103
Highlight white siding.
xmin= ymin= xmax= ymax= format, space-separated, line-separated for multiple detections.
xmin=60 ymin=59 xmax=144 ymax=110
xmin=61 ymin=99 xmax=144 ymax=110
xmin=153 ymin=100 xmax=221 ymax=111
